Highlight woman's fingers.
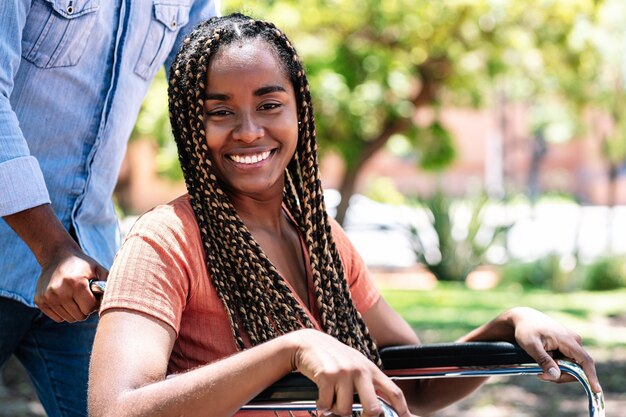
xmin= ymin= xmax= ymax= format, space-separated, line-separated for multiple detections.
xmin=316 ymin=375 xmax=336 ymax=416
xmin=511 ymin=308 xmax=601 ymax=394
xmin=292 ymin=330 xmax=410 ymax=416
xmin=523 ymin=338 xmax=562 ymax=382
xmin=322 ymin=372 xmax=410 ymax=417
xmin=353 ymin=373 xmax=382 ymax=417
xmin=574 ymin=352 xmax=601 ymax=393
xmin=332 ymin=376 xmax=357 ymax=416
xmin=556 ymin=341 xmax=602 ymax=393
xmin=518 ymin=330 xmax=602 ymax=394
xmin=374 ymin=374 xmax=411 ymax=417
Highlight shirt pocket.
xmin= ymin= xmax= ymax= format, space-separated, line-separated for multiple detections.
xmin=21 ymin=0 xmax=100 ymax=69
xmin=134 ymin=1 xmax=191 ymax=80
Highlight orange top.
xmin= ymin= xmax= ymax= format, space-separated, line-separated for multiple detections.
xmin=100 ymin=195 xmax=380 ymax=415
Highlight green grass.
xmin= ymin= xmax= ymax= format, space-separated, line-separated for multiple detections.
xmin=382 ymin=282 xmax=626 ymax=348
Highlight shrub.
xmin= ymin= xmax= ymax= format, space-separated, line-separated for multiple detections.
xmin=582 ymin=257 xmax=626 ymax=291
xmin=408 ymin=190 xmax=511 ymax=281
xmin=499 ymin=254 xmax=582 ymax=292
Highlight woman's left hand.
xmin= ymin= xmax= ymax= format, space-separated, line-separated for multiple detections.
xmin=507 ymin=307 xmax=601 ymax=393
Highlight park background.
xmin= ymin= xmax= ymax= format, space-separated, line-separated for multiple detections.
xmin=2 ymin=0 xmax=626 ymax=415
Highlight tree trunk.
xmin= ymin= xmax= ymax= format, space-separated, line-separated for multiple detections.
xmin=334 ymin=166 xmax=360 ymax=225
xmin=331 ymin=56 xmax=449 ymax=225
xmin=606 ymin=163 xmax=619 ymax=253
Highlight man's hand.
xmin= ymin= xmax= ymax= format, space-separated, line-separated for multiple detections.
xmin=4 ymin=203 xmax=109 ymax=322
xmin=35 ymin=246 xmax=108 ymax=322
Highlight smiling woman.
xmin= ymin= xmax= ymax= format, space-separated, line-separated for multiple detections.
xmin=87 ymin=12 xmax=601 ymax=417
xmin=202 ymin=38 xmax=299 ymax=198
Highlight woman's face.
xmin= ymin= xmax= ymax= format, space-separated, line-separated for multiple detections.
xmin=202 ymin=38 xmax=299 ymax=199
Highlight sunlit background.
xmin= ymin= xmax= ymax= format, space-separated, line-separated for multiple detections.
xmin=3 ymin=1 xmax=626 ymax=416
xmin=115 ymin=2 xmax=626 ymax=414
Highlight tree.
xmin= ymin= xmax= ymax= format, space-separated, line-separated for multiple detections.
xmin=591 ymin=0 xmax=626 ymax=209
xmin=225 ymin=0 xmax=603 ymax=223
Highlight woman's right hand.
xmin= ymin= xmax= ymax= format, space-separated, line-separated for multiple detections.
xmin=287 ymin=329 xmax=411 ymax=417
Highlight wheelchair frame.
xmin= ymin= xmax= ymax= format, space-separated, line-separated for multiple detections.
xmin=243 ymin=342 xmax=605 ymax=417
xmin=89 ymin=282 xmax=604 ymax=416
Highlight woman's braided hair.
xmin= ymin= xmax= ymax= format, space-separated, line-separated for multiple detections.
xmin=167 ymin=13 xmax=380 ymax=367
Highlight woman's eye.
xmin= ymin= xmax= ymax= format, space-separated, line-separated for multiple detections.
xmin=206 ymin=109 xmax=231 ymax=117
xmin=259 ymin=102 xmax=281 ymax=111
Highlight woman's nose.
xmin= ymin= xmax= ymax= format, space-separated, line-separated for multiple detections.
xmin=232 ymin=113 xmax=263 ymax=143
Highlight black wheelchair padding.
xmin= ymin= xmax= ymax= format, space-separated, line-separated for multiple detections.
xmin=252 ymin=341 xmax=547 ymax=403
xmin=254 ymin=372 xmax=320 ymax=402
xmin=380 ymin=341 xmax=537 ymax=369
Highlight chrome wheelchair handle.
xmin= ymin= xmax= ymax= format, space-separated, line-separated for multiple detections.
xmin=89 ymin=279 xmax=106 ymax=296
xmin=240 ymin=397 xmax=399 ymax=416
xmin=379 ymin=399 xmax=399 ymax=417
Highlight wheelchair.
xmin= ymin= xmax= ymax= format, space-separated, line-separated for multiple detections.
xmin=243 ymin=341 xmax=605 ymax=417
xmin=89 ymin=281 xmax=604 ymax=416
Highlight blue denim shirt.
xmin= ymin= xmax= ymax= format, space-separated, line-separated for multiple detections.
xmin=0 ymin=0 xmax=219 ymax=306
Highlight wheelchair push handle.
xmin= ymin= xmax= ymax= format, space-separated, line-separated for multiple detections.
xmin=89 ymin=279 xmax=106 ymax=296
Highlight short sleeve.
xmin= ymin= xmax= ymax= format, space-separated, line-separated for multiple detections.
xmin=100 ymin=197 xmax=203 ymax=335
xmin=328 ymin=217 xmax=380 ymax=314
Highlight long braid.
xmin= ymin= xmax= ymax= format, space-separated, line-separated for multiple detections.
xmin=168 ymin=14 xmax=380 ymax=366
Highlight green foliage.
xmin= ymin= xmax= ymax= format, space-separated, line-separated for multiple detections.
xmin=500 ymin=254 xmax=582 ymax=292
xmin=131 ymin=69 xmax=183 ymax=182
xmin=221 ymin=0 xmax=605 ymax=222
xmin=582 ymin=257 xmax=626 ymax=291
xmin=413 ymin=121 xmax=457 ymax=171
xmin=365 ymin=177 xmax=406 ymax=206
xmin=383 ymin=281 xmax=626 ymax=347
xmin=499 ymin=254 xmax=626 ymax=292
xmin=408 ymin=190 xmax=511 ymax=281
xmin=496 ymin=250 xmax=626 ymax=292
xmin=588 ymin=0 xmax=626 ymax=171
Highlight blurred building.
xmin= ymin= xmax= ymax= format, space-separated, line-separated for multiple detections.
xmin=320 ymin=105 xmax=626 ymax=206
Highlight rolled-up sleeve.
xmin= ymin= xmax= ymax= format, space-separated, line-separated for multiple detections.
xmin=0 ymin=0 xmax=50 ymax=216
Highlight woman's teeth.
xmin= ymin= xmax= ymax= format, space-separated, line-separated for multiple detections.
xmin=229 ymin=150 xmax=271 ymax=165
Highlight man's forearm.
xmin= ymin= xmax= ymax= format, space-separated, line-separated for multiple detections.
xmin=4 ymin=203 xmax=79 ymax=266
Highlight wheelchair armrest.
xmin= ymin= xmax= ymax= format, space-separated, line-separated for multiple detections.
xmin=380 ymin=341 xmax=543 ymax=369
xmin=253 ymin=372 xmax=319 ymax=403
xmin=252 ymin=341 xmax=541 ymax=403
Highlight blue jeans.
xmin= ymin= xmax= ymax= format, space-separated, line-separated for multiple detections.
xmin=0 ymin=296 xmax=98 ymax=417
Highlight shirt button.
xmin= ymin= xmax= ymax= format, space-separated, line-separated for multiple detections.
xmin=67 ymin=5 xmax=74 ymax=14
xmin=171 ymin=20 xmax=177 ymax=28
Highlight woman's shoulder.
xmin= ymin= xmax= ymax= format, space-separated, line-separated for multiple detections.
xmin=125 ymin=194 xmax=200 ymax=244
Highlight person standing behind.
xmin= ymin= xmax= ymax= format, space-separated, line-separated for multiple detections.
xmin=0 ymin=1 xmax=219 ymax=416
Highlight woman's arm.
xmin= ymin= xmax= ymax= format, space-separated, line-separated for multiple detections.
xmin=362 ymin=299 xmax=601 ymax=416
xmin=363 ymin=298 xmax=487 ymax=416
xmin=89 ymin=309 xmax=294 ymax=417
xmin=89 ymin=309 xmax=411 ymax=417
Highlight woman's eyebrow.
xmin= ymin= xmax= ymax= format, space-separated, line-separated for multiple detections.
xmin=204 ymin=85 xmax=287 ymax=101
xmin=254 ymin=85 xmax=287 ymax=96
xmin=205 ymin=92 xmax=230 ymax=101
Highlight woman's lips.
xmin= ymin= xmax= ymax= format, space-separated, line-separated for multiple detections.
xmin=227 ymin=150 xmax=272 ymax=165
